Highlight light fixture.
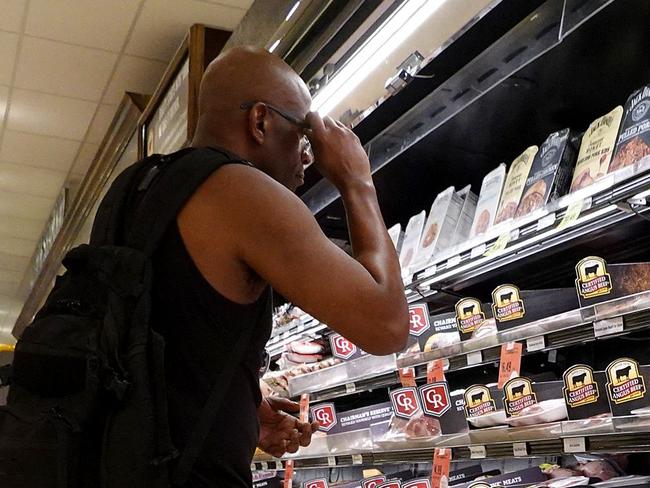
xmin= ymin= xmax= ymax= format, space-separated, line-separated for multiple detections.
xmin=311 ymin=0 xmax=448 ymax=116
xmin=268 ymin=38 xmax=282 ymax=53
xmin=285 ymin=1 xmax=300 ymax=21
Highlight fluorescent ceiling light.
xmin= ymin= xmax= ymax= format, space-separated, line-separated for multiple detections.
xmin=311 ymin=0 xmax=447 ymax=116
xmin=285 ymin=1 xmax=300 ymax=21
xmin=269 ymin=38 xmax=281 ymax=53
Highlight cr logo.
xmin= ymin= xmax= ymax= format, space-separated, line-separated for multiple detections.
xmin=304 ymin=479 xmax=328 ymax=488
xmin=419 ymin=383 xmax=451 ymax=417
xmin=362 ymin=476 xmax=386 ymax=488
xmin=408 ymin=304 xmax=431 ymax=336
xmin=330 ymin=334 xmax=358 ymax=359
xmin=309 ymin=403 xmax=337 ymax=431
xmin=390 ymin=387 xmax=421 ymax=419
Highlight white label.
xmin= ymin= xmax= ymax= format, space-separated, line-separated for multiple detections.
xmin=251 ymin=463 xmax=256 ymax=471
xmin=260 ymin=461 xmax=268 ymax=470
xmin=513 ymin=442 xmax=528 ymax=457
xmin=345 ymin=383 xmax=356 ymax=394
xmin=447 ymin=255 xmax=461 ymax=268
xmin=297 ymin=324 xmax=305 ymax=333
xmin=548 ymin=350 xmax=558 ymax=363
xmin=510 ymin=228 xmax=521 ymax=241
xmin=563 ymin=437 xmax=586 ymax=453
xmin=526 ymin=336 xmax=546 ymax=352
xmin=352 ymin=454 xmax=363 ymax=465
xmin=327 ymin=456 xmax=336 ymax=467
xmin=423 ymin=265 xmax=437 ymax=279
xmin=594 ymin=316 xmax=624 ymax=337
xmin=467 ymin=351 xmax=483 ymax=366
xmin=471 ymin=243 xmax=487 ymax=259
xmin=537 ymin=213 xmax=556 ymax=231
xmin=470 ymin=445 xmax=487 ymax=459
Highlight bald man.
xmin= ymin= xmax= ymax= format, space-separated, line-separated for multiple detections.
xmin=149 ymin=47 xmax=409 ymax=486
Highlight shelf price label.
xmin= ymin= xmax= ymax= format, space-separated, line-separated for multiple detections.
xmin=537 ymin=212 xmax=556 ymax=231
xmin=526 ymin=336 xmax=546 ymax=352
xmin=327 ymin=456 xmax=336 ymax=467
xmin=352 ymin=454 xmax=363 ymax=465
xmin=470 ymin=445 xmax=487 ymax=459
xmin=513 ymin=442 xmax=528 ymax=457
xmin=345 ymin=383 xmax=356 ymax=394
xmin=484 ymin=232 xmax=511 ymax=257
xmin=471 ymin=243 xmax=487 ymax=259
xmin=261 ymin=461 xmax=268 ymax=470
xmin=431 ymin=448 xmax=451 ymax=488
xmin=299 ymin=394 xmax=310 ymax=423
xmin=284 ymin=460 xmax=295 ymax=488
xmin=399 ymin=367 xmax=417 ymax=387
xmin=558 ymin=198 xmax=590 ymax=230
xmin=466 ymin=350 xmax=483 ymax=366
xmin=427 ymin=359 xmax=446 ymax=383
xmin=447 ymin=255 xmax=461 ymax=268
xmin=563 ymin=436 xmax=587 ymax=453
xmin=498 ymin=342 xmax=523 ymax=389
xmin=593 ymin=316 xmax=624 ymax=337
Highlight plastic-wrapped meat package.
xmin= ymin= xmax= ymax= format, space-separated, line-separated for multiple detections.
xmin=384 ymin=412 xmax=441 ymax=441
xmin=531 ymin=477 xmax=590 ymax=487
xmin=576 ymin=460 xmax=618 ymax=481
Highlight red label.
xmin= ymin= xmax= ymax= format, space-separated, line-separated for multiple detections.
xmin=330 ymin=334 xmax=358 ymax=359
xmin=310 ymin=403 xmax=337 ymax=432
xmin=299 ymin=394 xmax=310 ymax=423
xmin=419 ymin=383 xmax=451 ymax=417
xmin=431 ymin=448 xmax=451 ymax=488
xmin=378 ymin=482 xmax=401 ymax=488
xmin=427 ymin=360 xmax=445 ymax=383
xmin=399 ymin=367 xmax=417 ymax=387
xmin=498 ymin=342 xmax=523 ymax=389
xmin=304 ymin=479 xmax=328 ymax=488
xmin=404 ymin=480 xmax=431 ymax=488
xmin=390 ymin=387 xmax=421 ymax=419
xmin=362 ymin=476 xmax=387 ymax=488
xmin=409 ymin=303 xmax=431 ymax=336
xmin=284 ymin=460 xmax=294 ymax=488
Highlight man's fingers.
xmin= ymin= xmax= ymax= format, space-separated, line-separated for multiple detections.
xmin=267 ymin=396 xmax=300 ymax=413
xmin=306 ymin=112 xmax=325 ymax=134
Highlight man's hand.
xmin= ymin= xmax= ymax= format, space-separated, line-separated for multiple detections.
xmin=258 ymin=397 xmax=320 ymax=458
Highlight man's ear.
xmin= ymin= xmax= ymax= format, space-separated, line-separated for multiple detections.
xmin=248 ymin=103 xmax=268 ymax=145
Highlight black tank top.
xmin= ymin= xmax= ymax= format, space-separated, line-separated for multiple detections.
xmin=152 ymin=195 xmax=272 ymax=486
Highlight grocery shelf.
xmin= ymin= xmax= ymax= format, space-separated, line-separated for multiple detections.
xmin=280 ymin=291 xmax=650 ymax=402
xmin=302 ymin=0 xmax=614 ymax=216
xmin=251 ymin=417 xmax=650 ymax=471
xmin=404 ymin=165 xmax=650 ymax=304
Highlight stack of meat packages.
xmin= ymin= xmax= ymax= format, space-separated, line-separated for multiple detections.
xmin=278 ymin=339 xmax=329 ymax=370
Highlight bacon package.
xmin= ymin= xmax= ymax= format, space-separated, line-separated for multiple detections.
xmin=495 ymin=146 xmax=538 ymax=224
xmin=516 ymin=129 xmax=577 ymax=218
xmin=610 ymin=84 xmax=650 ymax=173
xmin=399 ymin=211 xmax=426 ymax=276
xmin=469 ymin=164 xmax=506 ymax=238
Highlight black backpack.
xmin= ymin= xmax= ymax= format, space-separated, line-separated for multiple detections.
xmin=0 ymin=146 xmax=253 ymax=488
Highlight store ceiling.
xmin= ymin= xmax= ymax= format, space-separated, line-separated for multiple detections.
xmin=0 ymin=0 xmax=254 ymax=342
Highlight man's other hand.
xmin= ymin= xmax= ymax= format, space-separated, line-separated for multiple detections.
xmin=257 ymin=397 xmax=320 ymax=458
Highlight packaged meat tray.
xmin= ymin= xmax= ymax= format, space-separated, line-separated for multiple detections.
xmin=451 ymin=185 xmax=478 ymax=247
xmin=469 ymin=164 xmax=507 ymax=238
xmin=516 ymin=129 xmax=577 ymax=218
xmin=610 ymin=84 xmax=650 ymax=173
xmin=412 ymin=186 xmax=463 ymax=270
xmin=387 ymin=223 xmax=402 ymax=252
xmin=495 ymin=146 xmax=538 ymax=224
xmin=570 ymin=106 xmax=624 ymax=192
xmin=399 ymin=211 xmax=426 ymax=276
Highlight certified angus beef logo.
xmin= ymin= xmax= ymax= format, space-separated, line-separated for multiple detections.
xmin=329 ymin=333 xmax=358 ymax=360
xmin=362 ymin=476 xmax=387 ymax=488
xmin=408 ymin=303 xmax=431 ymax=336
xmin=304 ymin=479 xmax=328 ymax=488
xmin=419 ymin=382 xmax=451 ymax=417
xmin=464 ymin=385 xmax=497 ymax=418
xmin=390 ymin=387 xmax=421 ymax=419
xmin=632 ymin=100 xmax=650 ymax=122
xmin=563 ymin=364 xmax=600 ymax=408
xmin=575 ymin=256 xmax=612 ymax=299
xmin=503 ymin=377 xmax=537 ymax=416
xmin=455 ymin=298 xmax=485 ymax=334
xmin=310 ymin=403 xmax=337 ymax=432
xmin=606 ymin=358 xmax=646 ymax=404
xmin=403 ymin=480 xmax=431 ymax=488
xmin=491 ymin=284 xmax=525 ymax=322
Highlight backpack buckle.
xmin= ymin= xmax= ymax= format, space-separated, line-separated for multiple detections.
xmin=151 ymin=448 xmax=180 ymax=466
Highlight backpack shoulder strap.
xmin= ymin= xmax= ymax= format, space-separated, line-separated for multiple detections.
xmin=125 ymin=146 xmax=249 ymax=255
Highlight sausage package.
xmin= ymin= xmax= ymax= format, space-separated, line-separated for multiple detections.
xmin=610 ymin=84 xmax=650 ymax=173
xmin=516 ymin=129 xmax=577 ymax=218
xmin=570 ymin=106 xmax=624 ymax=192
xmin=412 ymin=187 xmax=464 ymax=270
xmin=495 ymin=146 xmax=538 ymax=224
xmin=469 ymin=164 xmax=506 ymax=238
xmin=399 ymin=211 xmax=426 ymax=276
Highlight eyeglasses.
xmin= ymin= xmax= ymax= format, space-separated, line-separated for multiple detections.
xmin=240 ymin=101 xmax=314 ymax=167
xmin=239 ymin=101 xmax=310 ymax=130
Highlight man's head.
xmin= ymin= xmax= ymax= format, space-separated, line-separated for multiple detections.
xmin=191 ymin=46 xmax=312 ymax=192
